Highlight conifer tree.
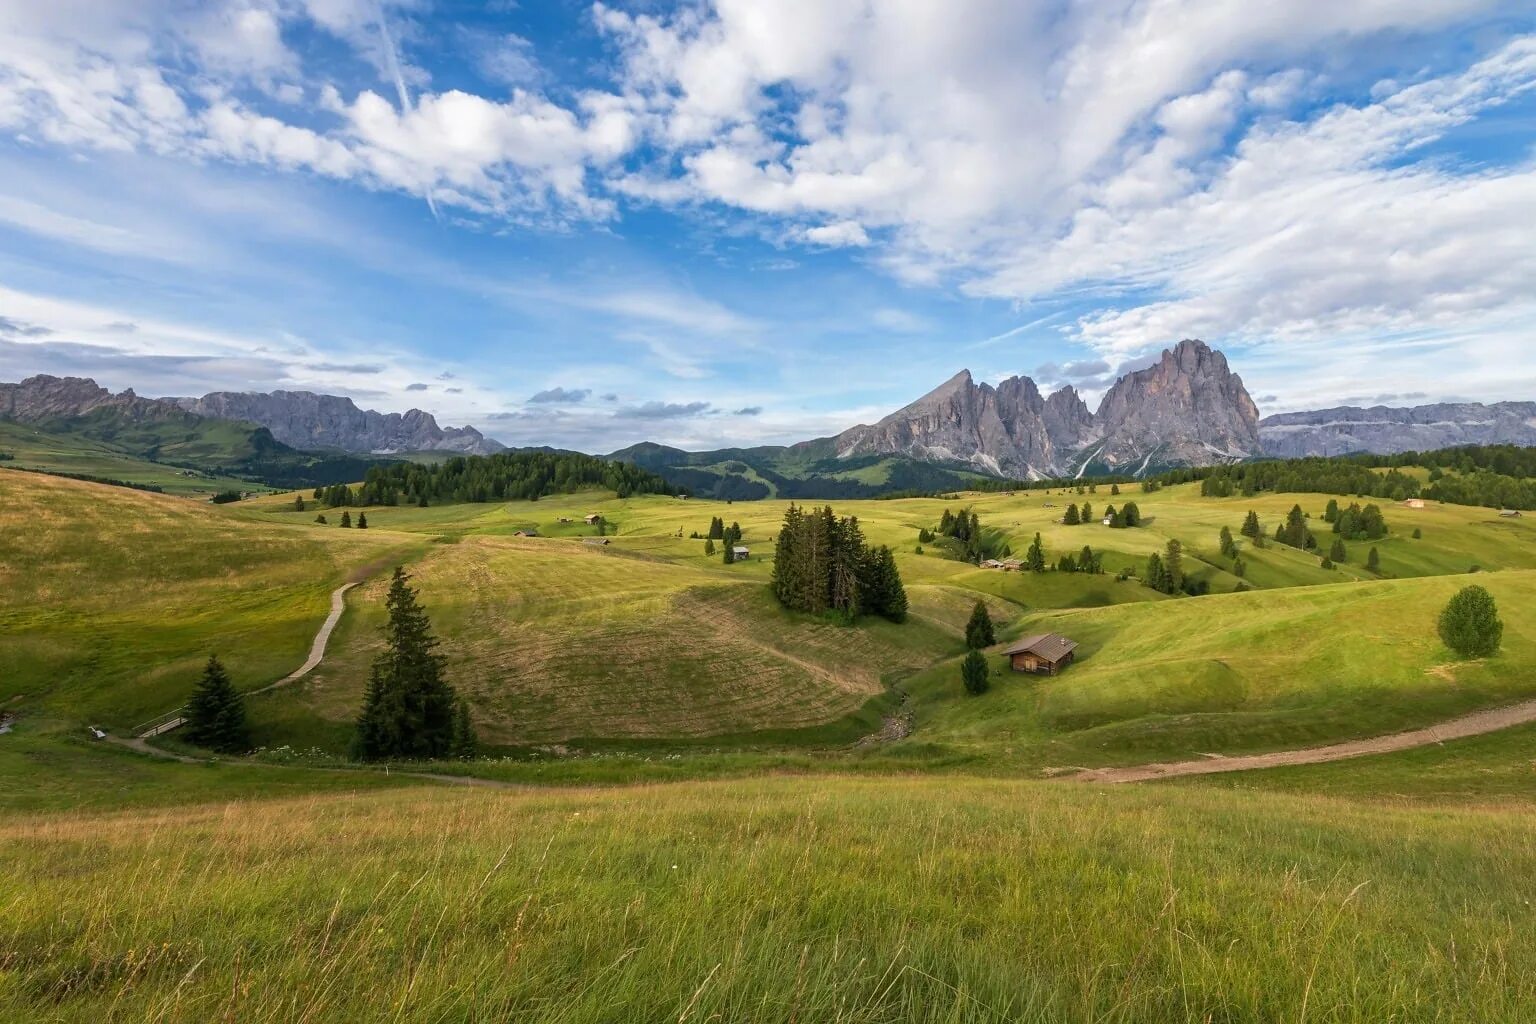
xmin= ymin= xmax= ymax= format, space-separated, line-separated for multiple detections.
xmin=724 ymin=543 xmax=736 ymax=565
xmin=449 ymin=698 xmax=478 ymax=759
xmin=1080 ymin=544 xmax=1099 ymax=574
xmin=1219 ymin=525 xmax=1236 ymax=558
xmin=352 ymin=568 xmax=458 ymax=760
xmin=1145 ymin=552 xmax=1167 ymax=593
xmin=1064 ymin=503 xmax=1080 ymax=526
xmin=1082 ymin=502 xmax=1092 ymax=523
xmin=1241 ymin=510 xmax=1261 ymax=539
xmin=965 ymin=600 xmax=995 ymax=649
xmin=1123 ymin=502 xmax=1141 ymax=527
xmin=1026 ymin=532 xmax=1046 ymax=572
xmin=340 ymin=510 xmax=352 ymax=528
xmin=1367 ymin=546 xmax=1381 ymax=572
xmin=357 ymin=512 xmax=368 ymax=529
xmin=705 ymin=538 xmax=715 ymax=556
xmin=1164 ymin=538 xmax=1184 ymax=593
xmin=294 ymin=495 xmax=306 ymax=512
xmin=1110 ymin=483 xmax=1121 ymax=496
xmin=1438 ymin=585 xmax=1503 ymax=658
xmin=1232 ymin=556 xmax=1246 ymax=579
xmin=961 ymin=649 xmax=990 ymax=696
xmin=185 ymin=654 xmax=249 ymax=754
xmin=863 ymin=545 xmax=908 ymax=622
xmin=1330 ymin=538 xmax=1347 ymax=563
xmin=315 ymin=514 xmax=328 ymax=525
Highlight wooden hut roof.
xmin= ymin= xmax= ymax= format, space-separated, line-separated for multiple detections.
xmin=1002 ymin=633 xmax=1078 ymax=663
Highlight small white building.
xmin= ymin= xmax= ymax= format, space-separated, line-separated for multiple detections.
xmin=733 ymin=546 xmax=750 ymax=559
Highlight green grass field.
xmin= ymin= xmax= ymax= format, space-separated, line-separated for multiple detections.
xmin=0 ymin=422 xmax=260 ymax=496
xmin=7 ymin=461 xmax=1536 ymax=1020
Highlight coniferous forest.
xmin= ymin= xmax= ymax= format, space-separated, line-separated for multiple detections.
xmin=314 ymin=451 xmax=677 ymax=507
xmin=771 ymin=504 xmax=907 ymax=623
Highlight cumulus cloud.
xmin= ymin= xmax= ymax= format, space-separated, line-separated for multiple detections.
xmin=528 ymin=386 xmax=591 ymax=404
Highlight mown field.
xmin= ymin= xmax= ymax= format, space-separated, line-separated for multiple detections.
xmin=0 ymin=422 xmax=258 ymax=497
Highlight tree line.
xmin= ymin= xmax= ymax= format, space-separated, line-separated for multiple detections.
xmin=313 ymin=451 xmax=677 ymax=508
xmin=771 ymin=504 xmax=907 ymax=623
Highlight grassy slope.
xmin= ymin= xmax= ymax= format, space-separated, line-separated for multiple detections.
xmin=0 ymin=422 xmax=257 ymax=496
xmin=0 ymin=472 xmax=419 ymax=727
xmin=3 ymin=775 xmax=1534 ymax=1023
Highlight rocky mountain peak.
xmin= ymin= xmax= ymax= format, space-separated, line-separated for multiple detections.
xmin=831 ymin=338 xmax=1262 ymax=478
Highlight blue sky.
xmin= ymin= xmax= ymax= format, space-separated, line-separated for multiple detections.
xmin=0 ymin=1 xmax=1533 ymax=452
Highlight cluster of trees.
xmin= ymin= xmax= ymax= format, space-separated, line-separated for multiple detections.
xmin=1102 ymin=502 xmax=1142 ymax=528
xmin=1324 ymin=499 xmax=1388 ymax=540
xmin=1144 ymin=539 xmax=1186 ymax=595
xmin=353 ymin=568 xmax=477 ymax=760
xmin=1186 ymin=445 xmax=1536 ymax=512
xmin=311 ymin=452 xmax=677 ymax=508
xmin=936 ymin=507 xmax=1003 ymax=562
xmin=210 ymin=489 xmax=243 ymax=504
xmin=770 ymin=504 xmax=907 ymax=623
xmin=1274 ymin=504 xmax=1317 ymax=550
xmin=1061 ymin=502 xmax=1095 ymax=525
xmin=1057 ymin=546 xmax=1104 ymax=574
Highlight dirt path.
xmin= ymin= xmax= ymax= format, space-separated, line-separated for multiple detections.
xmin=1071 ymin=697 xmax=1536 ymax=783
xmin=251 ymin=582 xmax=359 ymax=696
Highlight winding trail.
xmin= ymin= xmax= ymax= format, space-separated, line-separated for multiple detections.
xmin=1070 ymin=697 xmax=1536 ymax=784
xmin=253 ymin=582 xmax=359 ymax=695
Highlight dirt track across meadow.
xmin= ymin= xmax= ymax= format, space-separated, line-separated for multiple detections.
xmin=1071 ymin=697 xmax=1536 ymax=783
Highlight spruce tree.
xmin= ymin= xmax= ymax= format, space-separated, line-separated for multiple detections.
xmin=315 ymin=514 xmax=328 ymax=525
xmin=1241 ymin=510 xmax=1261 ymax=539
xmin=1438 ymin=585 xmax=1503 ymax=658
xmin=1232 ymin=556 xmax=1246 ymax=579
xmin=1111 ymin=483 xmax=1121 ymax=496
xmin=1026 ymin=533 xmax=1046 ymax=572
xmin=961 ymin=649 xmax=990 ymax=696
xmin=340 ymin=510 xmax=352 ymax=528
xmin=1080 ymin=545 xmax=1097 ymax=574
xmin=357 ymin=512 xmax=368 ymax=529
xmin=1367 ymin=547 xmax=1381 ymax=572
xmin=1330 ymin=538 xmax=1347 ymax=563
xmin=1082 ymin=503 xmax=1092 ymax=523
xmin=1064 ymin=503 xmax=1080 ymax=526
xmin=965 ymin=600 xmax=995 ymax=649
xmin=352 ymin=568 xmax=458 ymax=760
xmin=724 ymin=543 xmax=736 ymax=565
xmin=1219 ymin=525 xmax=1236 ymax=558
xmin=184 ymin=654 xmax=249 ymax=754
xmin=705 ymin=538 xmax=715 ymax=556
xmin=1164 ymin=539 xmax=1184 ymax=593
xmin=294 ymin=495 xmax=305 ymax=512
xmin=866 ymin=545 xmax=907 ymax=622
xmin=449 ymin=698 xmax=478 ymax=759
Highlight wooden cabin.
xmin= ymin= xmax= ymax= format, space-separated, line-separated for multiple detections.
xmin=1004 ymin=633 xmax=1078 ymax=676
xmin=584 ymin=514 xmax=601 ymax=524
xmin=732 ymin=546 xmax=750 ymax=559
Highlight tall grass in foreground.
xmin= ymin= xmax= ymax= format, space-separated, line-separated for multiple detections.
xmin=3 ymin=777 xmax=1533 ymax=1022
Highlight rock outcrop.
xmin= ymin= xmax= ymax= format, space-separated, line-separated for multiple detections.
xmin=173 ymin=391 xmax=504 ymax=455
xmin=1260 ymin=402 xmax=1536 ymax=457
xmin=0 ymin=374 xmax=192 ymax=424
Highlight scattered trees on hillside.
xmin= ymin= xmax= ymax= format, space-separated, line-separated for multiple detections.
xmin=1104 ymin=502 xmax=1142 ymax=528
xmin=184 ymin=654 xmax=249 ymax=754
xmin=770 ymin=504 xmax=907 ymax=623
xmin=1145 ymin=539 xmax=1192 ymax=595
xmin=1438 ymin=585 xmax=1503 ymax=658
xmin=961 ymin=649 xmax=990 ymax=696
xmin=1057 ymin=545 xmax=1103 ymax=575
xmin=353 ymin=568 xmax=464 ymax=760
xmin=316 ymin=452 xmax=676 ymax=509
xmin=1333 ymin=502 xmax=1388 ymax=541
xmin=965 ymin=600 xmax=995 ymax=649
xmin=1274 ymin=504 xmax=1316 ymax=550
xmin=936 ymin=507 xmax=992 ymax=562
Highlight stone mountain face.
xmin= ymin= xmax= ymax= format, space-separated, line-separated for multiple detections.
xmin=833 ymin=339 xmax=1261 ymax=478
xmin=1259 ymin=402 xmax=1536 ymax=457
xmin=173 ymin=391 xmax=505 ymax=456
xmin=1086 ymin=339 xmax=1262 ymax=473
xmin=833 ymin=369 xmax=1062 ymax=478
xmin=0 ymin=374 xmax=195 ymax=425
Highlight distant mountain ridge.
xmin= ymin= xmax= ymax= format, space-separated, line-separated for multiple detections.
xmin=173 ymin=390 xmax=504 ymax=456
xmin=1259 ymin=402 xmax=1536 ymax=457
xmin=832 ymin=339 xmax=1261 ymax=479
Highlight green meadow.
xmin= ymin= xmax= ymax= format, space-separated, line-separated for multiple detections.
xmin=5 ymin=462 xmax=1536 ymax=1021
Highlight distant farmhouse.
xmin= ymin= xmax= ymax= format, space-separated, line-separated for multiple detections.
xmin=732 ymin=546 xmax=750 ymax=559
xmin=1004 ymin=633 xmax=1078 ymax=675
xmin=584 ymin=514 xmax=601 ymax=524
xmin=513 ymin=528 xmax=539 ymax=538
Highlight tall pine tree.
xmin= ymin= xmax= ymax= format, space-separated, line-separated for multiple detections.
xmin=352 ymin=568 xmax=459 ymax=760
xmin=185 ymin=654 xmax=250 ymax=754
xmin=965 ymin=600 xmax=995 ymax=649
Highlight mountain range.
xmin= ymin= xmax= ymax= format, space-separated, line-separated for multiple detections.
xmin=5 ymin=336 xmax=1535 ymax=499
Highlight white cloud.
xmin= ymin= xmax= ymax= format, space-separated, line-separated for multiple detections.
xmin=803 ymin=220 xmax=869 ymax=247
